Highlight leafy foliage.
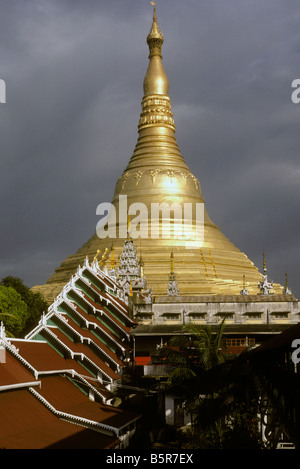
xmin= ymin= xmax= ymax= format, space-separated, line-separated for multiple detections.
xmin=158 ymin=319 xmax=226 ymax=391
xmin=0 ymin=285 xmax=29 ymax=337
xmin=0 ymin=276 xmax=47 ymax=337
xmin=179 ymin=403 xmax=265 ymax=449
xmin=156 ymin=319 xmax=267 ymax=448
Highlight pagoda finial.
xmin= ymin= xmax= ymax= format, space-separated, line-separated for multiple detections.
xmin=263 ymin=250 xmax=267 ymax=274
xmin=167 ymin=251 xmax=179 ymax=296
xmin=240 ymin=274 xmax=249 ymax=295
xmin=147 ymin=1 xmax=163 ymax=55
xmin=111 ymin=244 xmax=115 ymax=269
xmin=170 ymin=250 xmax=174 ymax=273
xmin=99 ymin=248 xmax=109 ymax=267
xmin=139 ymin=252 xmax=144 ymax=278
xmin=284 ymin=272 xmax=292 ymax=295
xmin=150 ymin=1 xmax=157 ymax=20
xmin=258 ymin=250 xmax=273 ymax=295
xmin=93 ymin=250 xmax=101 ymax=262
xmin=143 ymin=0 xmax=169 ymax=97
xmin=127 ymin=214 xmax=132 ymax=239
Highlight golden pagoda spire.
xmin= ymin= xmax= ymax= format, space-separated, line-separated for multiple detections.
xmin=240 ymin=274 xmax=249 ymax=295
xmin=170 ymin=250 xmax=174 ymax=273
xmin=142 ymin=3 xmax=170 ymax=111
xmin=99 ymin=248 xmax=109 ymax=267
xmin=110 ymin=244 xmax=115 ymax=269
xmin=120 ymin=1 xmax=195 ymax=181
xmin=93 ymin=250 xmax=101 ymax=262
xmin=147 ymin=2 xmax=163 ymax=57
xmin=36 ymin=4 xmax=283 ymax=303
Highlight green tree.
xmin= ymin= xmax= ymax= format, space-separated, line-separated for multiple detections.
xmin=0 ymin=285 xmax=29 ymax=337
xmin=179 ymin=403 xmax=264 ymax=449
xmin=160 ymin=319 xmax=226 ymax=389
xmin=177 ymin=350 xmax=265 ymax=449
xmin=157 ymin=320 xmax=265 ymax=448
xmin=0 ymin=276 xmax=48 ymax=336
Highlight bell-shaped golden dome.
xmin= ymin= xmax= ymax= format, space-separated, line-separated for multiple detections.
xmin=34 ymin=6 xmax=283 ymax=302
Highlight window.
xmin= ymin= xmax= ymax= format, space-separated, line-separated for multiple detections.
xmin=164 ymin=314 xmax=180 ymax=321
xmin=272 ymin=312 xmax=289 ymax=319
xmin=189 ymin=313 xmax=206 ymax=320
xmin=224 ymin=338 xmax=255 ymax=347
xmin=218 ymin=313 xmax=234 ymax=319
xmin=247 ymin=313 xmax=262 ymax=319
xmin=136 ymin=313 xmax=153 ymax=324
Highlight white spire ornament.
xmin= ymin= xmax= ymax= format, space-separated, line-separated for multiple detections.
xmin=167 ymin=252 xmax=179 ymax=296
xmin=258 ymin=252 xmax=273 ymax=295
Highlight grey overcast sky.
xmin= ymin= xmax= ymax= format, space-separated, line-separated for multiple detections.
xmin=0 ymin=0 xmax=299 ymax=296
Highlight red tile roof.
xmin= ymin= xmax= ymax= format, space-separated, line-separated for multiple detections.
xmin=10 ymin=339 xmax=94 ymax=378
xmin=36 ymin=375 xmax=140 ymax=430
xmin=0 ymin=389 xmax=118 ymax=449
xmin=0 ymin=263 xmax=140 ymax=449
xmin=0 ymin=352 xmax=38 ymax=388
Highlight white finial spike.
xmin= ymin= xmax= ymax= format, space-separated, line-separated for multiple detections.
xmin=0 ymin=322 xmax=6 ymax=339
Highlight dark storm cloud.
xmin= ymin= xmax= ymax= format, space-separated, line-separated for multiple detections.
xmin=0 ymin=0 xmax=299 ymax=295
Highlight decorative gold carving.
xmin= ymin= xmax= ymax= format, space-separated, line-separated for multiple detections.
xmin=121 ymin=172 xmax=129 ymax=189
xmin=138 ymin=94 xmax=175 ymax=130
xmin=167 ymin=170 xmax=176 ymax=183
xmin=134 ymin=170 xmax=144 ymax=186
xmin=191 ymin=175 xmax=200 ymax=189
xmin=150 ymin=169 xmax=161 ymax=183
xmin=180 ymin=171 xmax=188 ymax=183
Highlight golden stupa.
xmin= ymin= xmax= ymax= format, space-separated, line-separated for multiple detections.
xmin=34 ymin=6 xmax=282 ymax=302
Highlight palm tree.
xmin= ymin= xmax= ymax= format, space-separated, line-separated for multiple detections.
xmin=182 ymin=319 xmax=226 ymax=371
xmin=156 ymin=319 xmax=226 ymax=396
xmin=156 ymin=320 xmax=264 ymax=448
